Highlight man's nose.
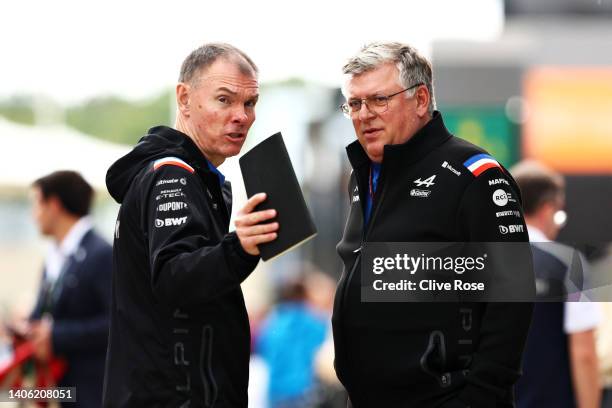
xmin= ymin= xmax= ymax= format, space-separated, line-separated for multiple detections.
xmin=358 ymin=102 xmax=376 ymax=121
xmin=231 ymin=105 xmax=249 ymax=124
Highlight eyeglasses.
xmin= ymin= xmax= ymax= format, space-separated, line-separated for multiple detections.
xmin=340 ymin=83 xmax=423 ymax=118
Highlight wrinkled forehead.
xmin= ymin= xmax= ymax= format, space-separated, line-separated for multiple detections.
xmin=198 ymin=73 xmax=259 ymax=95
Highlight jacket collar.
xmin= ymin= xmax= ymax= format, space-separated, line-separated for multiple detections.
xmin=147 ymin=125 xmax=217 ymax=175
xmin=346 ymin=111 xmax=452 ymax=170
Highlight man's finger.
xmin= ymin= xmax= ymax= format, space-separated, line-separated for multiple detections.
xmin=237 ymin=222 xmax=279 ymax=237
xmin=238 ymin=193 xmax=267 ymax=216
xmin=242 ymin=232 xmax=278 ymax=247
xmin=235 ymin=209 xmax=277 ymax=227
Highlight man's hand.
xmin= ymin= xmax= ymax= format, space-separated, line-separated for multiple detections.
xmin=28 ymin=318 xmax=53 ymax=362
xmin=235 ymin=193 xmax=279 ymax=256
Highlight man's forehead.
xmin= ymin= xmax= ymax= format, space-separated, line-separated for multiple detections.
xmin=200 ymin=74 xmax=259 ymax=92
xmin=345 ymin=64 xmax=399 ymax=97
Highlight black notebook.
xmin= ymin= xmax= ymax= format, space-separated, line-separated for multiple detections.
xmin=239 ymin=132 xmax=317 ymax=261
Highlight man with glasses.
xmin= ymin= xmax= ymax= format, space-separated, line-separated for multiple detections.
xmin=332 ymin=42 xmax=533 ymax=407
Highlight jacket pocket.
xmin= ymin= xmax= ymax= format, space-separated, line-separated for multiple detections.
xmin=420 ymin=330 xmax=452 ymax=388
xmin=200 ymin=325 xmax=218 ymax=407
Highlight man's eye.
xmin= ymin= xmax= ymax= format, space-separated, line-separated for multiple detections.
xmin=372 ymin=95 xmax=388 ymax=105
xmin=218 ymin=96 xmax=231 ymax=104
xmin=348 ymin=100 xmax=361 ymax=110
xmin=245 ymin=99 xmax=257 ymax=108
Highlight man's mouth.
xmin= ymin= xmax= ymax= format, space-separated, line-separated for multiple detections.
xmin=226 ymin=132 xmax=246 ymax=141
xmin=363 ymin=128 xmax=382 ymax=138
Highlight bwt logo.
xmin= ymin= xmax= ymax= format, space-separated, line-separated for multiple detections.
xmin=155 ymin=217 xmax=188 ymax=228
xmin=499 ymin=224 xmax=524 ymax=234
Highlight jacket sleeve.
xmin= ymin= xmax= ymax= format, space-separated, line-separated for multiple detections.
xmin=144 ymin=165 xmax=259 ymax=308
xmin=51 ymin=243 xmax=112 ymax=354
xmin=455 ymin=167 xmax=534 ymax=407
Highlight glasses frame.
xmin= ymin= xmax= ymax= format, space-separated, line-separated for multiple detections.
xmin=340 ymin=82 xmax=424 ymax=118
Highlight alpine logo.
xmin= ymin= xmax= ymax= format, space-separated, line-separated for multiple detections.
xmin=410 ymin=189 xmax=431 ymax=198
xmin=499 ymin=224 xmax=524 ymax=234
xmin=155 ymin=217 xmax=188 ymax=228
xmin=442 ymin=161 xmax=461 ymax=176
xmin=414 ymin=175 xmax=436 ymax=187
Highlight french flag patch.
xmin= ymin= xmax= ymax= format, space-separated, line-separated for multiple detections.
xmin=463 ymin=154 xmax=502 ymax=177
xmin=153 ymin=157 xmax=195 ymax=173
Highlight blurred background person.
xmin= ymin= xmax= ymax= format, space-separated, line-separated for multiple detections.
xmin=256 ymin=273 xmax=329 ymax=408
xmin=512 ymin=160 xmax=602 ymax=408
xmin=26 ymin=170 xmax=112 ymax=407
xmin=596 ymin=303 xmax=612 ymax=408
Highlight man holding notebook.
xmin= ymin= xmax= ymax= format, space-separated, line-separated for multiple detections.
xmin=332 ymin=42 xmax=533 ymax=407
xmin=103 ymin=43 xmax=278 ymax=407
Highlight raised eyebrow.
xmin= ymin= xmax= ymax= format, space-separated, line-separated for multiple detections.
xmin=216 ymin=87 xmax=238 ymax=95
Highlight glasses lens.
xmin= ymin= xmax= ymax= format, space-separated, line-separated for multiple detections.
xmin=370 ymin=95 xmax=389 ymax=107
xmin=340 ymin=104 xmax=352 ymax=118
xmin=348 ymin=100 xmax=362 ymax=112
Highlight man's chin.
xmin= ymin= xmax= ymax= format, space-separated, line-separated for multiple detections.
xmin=222 ymin=145 xmax=244 ymax=159
xmin=365 ymin=146 xmax=383 ymax=163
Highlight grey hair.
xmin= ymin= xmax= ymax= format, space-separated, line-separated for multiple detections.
xmin=342 ymin=42 xmax=435 ymax=115
xmin=179 ymin=42 xmax=258 ymax=84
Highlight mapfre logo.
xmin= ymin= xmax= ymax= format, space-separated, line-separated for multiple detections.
xmin=155 ymin=217 xmax=188 ymax=228
xmin=488 ymin=178 xmax=510 ymax=186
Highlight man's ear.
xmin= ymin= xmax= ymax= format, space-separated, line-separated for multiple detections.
xmin=415 ymin=85 xmax=430 ymax=117
xmin=176 ymin=82 xmax=191 ymax=117
xmin=47 ymin=195 xmax=65 ymax=216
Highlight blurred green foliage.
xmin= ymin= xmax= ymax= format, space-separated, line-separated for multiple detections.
xmin=0 ymin=80 xmax=306 ymax=145
xmin=0 ymin=90 xmax=173 ymax=145
xmin=66 ymin=90 xmax=173 ymax=145
xmin=0 ymin=96 xmax=36 ymax=125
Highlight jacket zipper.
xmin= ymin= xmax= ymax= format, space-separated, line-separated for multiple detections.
xmin=199 ymin=325 xmax=218 ymax=407
xmin=340 ymin=166 xmax=387 ymax=312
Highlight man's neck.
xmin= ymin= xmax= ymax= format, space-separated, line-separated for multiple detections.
xmin=524 ymin=216 xmax=551 ymax=240
xmin=52 ymin=215 xmax=80 ymax=245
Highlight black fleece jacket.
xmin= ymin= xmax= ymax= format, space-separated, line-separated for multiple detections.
xmin=103 ymin=126 xmax=259 ymax=408
xmin=332 ymin=112 xmax=533 ymax=408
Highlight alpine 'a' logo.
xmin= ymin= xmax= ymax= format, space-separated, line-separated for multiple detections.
xmin=414 ymin=175 xmax=436 ymax=187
